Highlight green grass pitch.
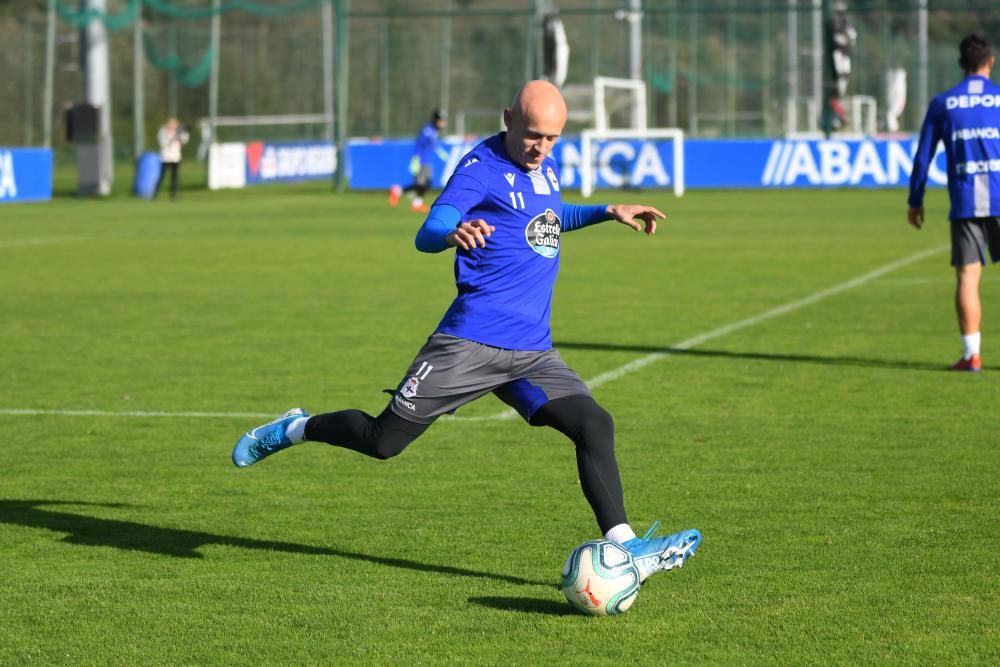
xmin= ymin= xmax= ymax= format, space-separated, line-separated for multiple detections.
xmin=0 ymin=182 xmax=997 ymax=665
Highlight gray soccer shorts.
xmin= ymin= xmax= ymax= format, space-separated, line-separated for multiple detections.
xmin=387 ymin=333 xmax=592 ymax=424
xmin=951 ymin=217 xmax=1000 ymax=266
xmin=415 ymin=164 xmax=432 ymax=188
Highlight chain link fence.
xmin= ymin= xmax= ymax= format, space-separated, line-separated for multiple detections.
xmin=1 ymin=0 xmax=998 ymax=157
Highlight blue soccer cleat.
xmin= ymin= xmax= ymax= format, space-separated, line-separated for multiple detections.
xmin=232 ymin=408 xmax=309 ymax=468
xmin=622 ymin=521 xmax=702 ymax=583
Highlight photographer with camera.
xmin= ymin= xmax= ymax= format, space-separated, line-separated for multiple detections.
xmin=154 ymin=117 xmax=190 ymax=200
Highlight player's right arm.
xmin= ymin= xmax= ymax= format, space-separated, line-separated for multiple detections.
xmin=414 ymin=172 xmax=495 ymax=253
xmin=415 ymin=205 xmax=494 ymax=252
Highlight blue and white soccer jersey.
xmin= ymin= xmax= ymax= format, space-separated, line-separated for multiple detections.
xmin=389 ymin=133 xmax=596 ymax=423
xmin=414 ymin=122 xmax=439 ymax=167
xmin=433 ymin=133 xmax=566 ymax=351
xmin=909 ymin=74 xmax=1000 ymax=220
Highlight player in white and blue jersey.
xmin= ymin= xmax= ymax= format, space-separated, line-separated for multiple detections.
xmin=909 ymin=33 xmax=1000 ymax=371
xmin=389 ymin=110 xmax=447 ymax=213
xmin=233 ymin=81 xmax=701 ymax=583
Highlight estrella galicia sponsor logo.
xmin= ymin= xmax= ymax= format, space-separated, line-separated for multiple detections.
xmin=525 ymin=208 xmax=561 ymax=258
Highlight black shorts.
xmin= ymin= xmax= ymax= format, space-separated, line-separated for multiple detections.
xmin=951 ymin=217 xmax=1000 ymax=266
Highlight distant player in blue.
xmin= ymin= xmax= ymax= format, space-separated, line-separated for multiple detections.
xmin=233 ymin=81 xmax=701 ymax=583
xmin=389 ymin=109 xmax=447 ymax=213
xmin=909 ymin=33 xmax=1000 ymax=371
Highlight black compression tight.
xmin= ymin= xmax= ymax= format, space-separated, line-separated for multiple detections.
xmin=303 ymin=395 xmax=628 ymax=534
xmin=530 ymin=395 xmax=628 ymax=534
xmin=304 ymin=406 xmax=429 ymax=460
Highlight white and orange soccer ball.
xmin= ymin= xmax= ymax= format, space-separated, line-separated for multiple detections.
xmin=561 ymin=539 xmax=640 ymax=616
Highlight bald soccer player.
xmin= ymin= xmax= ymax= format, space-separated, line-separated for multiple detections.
xmin=231 ymin=80 xmax=701 ymax=583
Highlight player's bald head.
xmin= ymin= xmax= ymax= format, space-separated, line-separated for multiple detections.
xmin=503 ymin=80 xmax=567 ymax=170
xmin=509 ymin=80 xmax=568 ymax=127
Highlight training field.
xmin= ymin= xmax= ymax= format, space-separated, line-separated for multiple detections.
xmin=1 ymin=183 xmax=997 ymax=665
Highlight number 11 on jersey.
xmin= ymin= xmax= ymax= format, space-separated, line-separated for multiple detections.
xmin=509 ymin=191 xmax=525 ymax=209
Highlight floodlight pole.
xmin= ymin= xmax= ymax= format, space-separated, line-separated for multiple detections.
xmin=334 ymin=0 xmax=350 ymax=192
xmin=916 ymin=0 xmax=928 ymax=126
xmin=627 ymin=0 xmax=642 ymax=83
xmin=322 ymin=0 xmax=334 ymax=144
xmin=80 ymin=0 xmax=114 ymax=196
xmin=167 ymin=19 xmax=178 ymax=118
xmin=208 ymin=0 xmax=221 ymax=149
xmin=42 ymin=0 xmax=56 ymax=148
xmin=820 ymin=0 xmax=834 ymax=137
xmin=133 ymin=6 xmax=145 ymax=158
xmin=24 ymin=15 xmax=35 ymax=146
xmin=811 ymin=0 xmax=822 ymax=131
xmin=379 ymin=19 xmax=390 ymax=136
xmin=786 ymin=0 xmax=798 ymax=135
xmin=440 ymin=0 xmax=452 ymax=116
xmin=528 ymin=0 xmax=543 ymax=80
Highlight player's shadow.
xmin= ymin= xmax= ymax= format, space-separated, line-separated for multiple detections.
xmin=468 ymin=596 xmax=579 ymax=616
xmin=553 ymin=341 xmax=948 ymax=372
xmin=0 ymin=499 xmax=548 ymax=587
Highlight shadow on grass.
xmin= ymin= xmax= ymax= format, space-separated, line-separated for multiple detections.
xmin=468 ymin=596 xmax=579 ymax=616
xmin=553 ymin=341 xmax=949 ymax=372
xmin=0 ymin=499 xmax=548 ymax=587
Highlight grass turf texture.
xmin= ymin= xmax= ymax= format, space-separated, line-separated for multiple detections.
xmin=1 ymin=183 xmax=997 ymax=665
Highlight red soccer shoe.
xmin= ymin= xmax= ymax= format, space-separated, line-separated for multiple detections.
xmin=950 ymin=354 xmax=982 ymax=372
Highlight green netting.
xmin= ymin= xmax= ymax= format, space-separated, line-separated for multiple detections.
xmin=55 ymin=0 xmax=329 ymax=27
xmin=54 ymin=0 xmax=334 ymax=88
xmin=651 ymin=68 xmax=770 ymax=94
xmin=142 ymin=31 xmax=214 ymax=87
xmin=5 ymin=0 xmax=1000 ymax=150
xmin=55 ymin=0 xmax=139 ymax=31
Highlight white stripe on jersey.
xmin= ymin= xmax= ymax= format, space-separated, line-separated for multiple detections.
xmin=528 ymin=169 xmax=550 ymax=195
xmin=974 ymin=173 xmax=991 ymax=217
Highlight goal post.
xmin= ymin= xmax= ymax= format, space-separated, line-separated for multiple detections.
xmin=579 ymin=128 xmax=685 ymax=198
xmin=592 ymin=76 xmax=647 ymax=132
xmin=197 ymin=113 xmax=334 ymax=160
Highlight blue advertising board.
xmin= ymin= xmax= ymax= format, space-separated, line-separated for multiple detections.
xmin=0 ymin=148 xmax=53 ymax=204
xmin=347 ymin=136 xmax=947 ymax=191
xmin=244 ymin=140 xmax=336 ymax=185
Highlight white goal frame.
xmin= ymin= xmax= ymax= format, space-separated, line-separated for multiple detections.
xmin=197 ymin=113 xmax=334 ymax=160
xmin=592 ymin=76 xmax=648 ymax=133
xmin=579 ymin=128 xmax=685 ymax=199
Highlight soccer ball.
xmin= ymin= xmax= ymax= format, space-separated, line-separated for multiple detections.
xmin=561 ymin=539 xmax=640 ymax=616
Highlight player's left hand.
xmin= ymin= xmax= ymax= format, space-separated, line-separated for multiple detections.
xmin=907 ymin=207 xmax=924 ymax=230
xmin=606 ymin=204 xmax=665 ymax=236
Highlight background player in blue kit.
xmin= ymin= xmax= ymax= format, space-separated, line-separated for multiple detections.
xmin=233 ymin=80 xmax=701 ymax=583
xmin=909 ymin=33 xmax=1000 ymax=372
xmin=390 ymin=109 xmax=447 ymax=213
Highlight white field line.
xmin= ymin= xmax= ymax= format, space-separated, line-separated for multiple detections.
xmin=876 ymin=275 xmax=1000 ymax=286
xmin=0 ymin=244 xmax=948 ymax=423
xmin=0 ymin=235 xmax=101 ymax=249
xmin=0 ymin=225 xmax=220 ymax=250
xmin=0 ymin=408 xmax=275 ymax=419
xmin=446 ymin=243 xmax=949 ymax=421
